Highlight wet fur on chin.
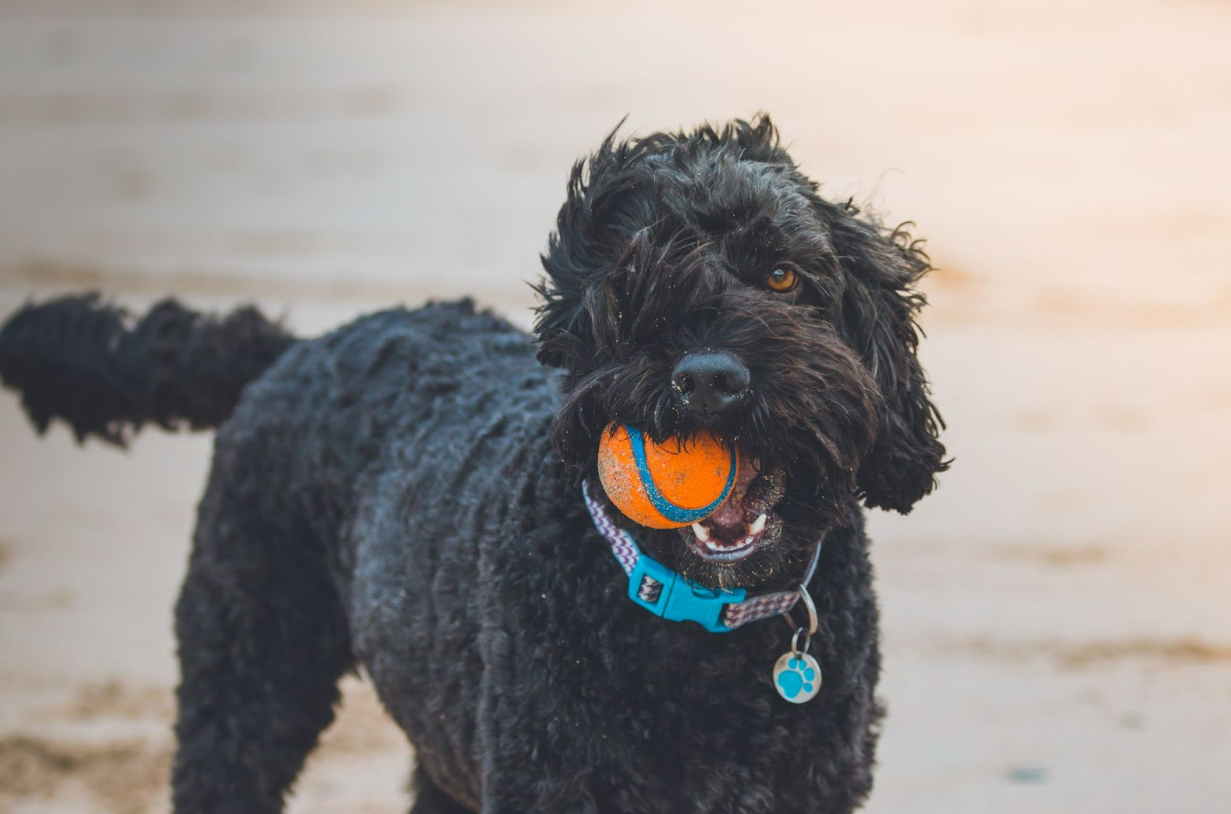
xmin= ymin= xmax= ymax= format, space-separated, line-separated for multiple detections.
xmin=536 ymin=114 xmax=948 ymax=590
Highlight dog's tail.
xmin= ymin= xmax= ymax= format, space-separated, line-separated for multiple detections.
xmin=0 ymin=293 xmax=295 ymax=445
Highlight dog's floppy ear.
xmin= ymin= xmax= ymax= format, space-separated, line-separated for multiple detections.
xmin=533 ymin=155 xmax=598 ymax=371
xmin=828 ymin=205 xmax=948 ymax=513
xmin=534 ymin=124 xmax=644 ymax=372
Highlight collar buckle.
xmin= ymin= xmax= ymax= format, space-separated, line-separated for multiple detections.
xmin=628 ymin=553 xmax=747 ymax=633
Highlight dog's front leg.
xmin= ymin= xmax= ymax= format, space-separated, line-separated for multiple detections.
xmin=474 ymin=627 xmax=601 ymax=814
xmin=475 ymin=733 xmax=601 ymax=814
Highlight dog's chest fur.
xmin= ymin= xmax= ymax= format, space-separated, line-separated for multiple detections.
xmin=236 ymin=303 xmax=884 ymax=813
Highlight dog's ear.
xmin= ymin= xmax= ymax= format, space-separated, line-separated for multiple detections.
xmin=828 ymin=206 xmax=948 ymax=513
xmin=532 ymin=155 xmax=597 ymax=371
xmin=534 ymin=124 xmax=642 ymax=371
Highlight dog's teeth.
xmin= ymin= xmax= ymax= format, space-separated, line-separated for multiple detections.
xmin=706 ymin=540 xmax=719 ymax=551
xmin=692 ymin=522 xmax=710 ymax=542
xmin=750 ymin=514 xmax=767 ymax=534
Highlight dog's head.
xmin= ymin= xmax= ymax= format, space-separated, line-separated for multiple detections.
xmin=535 ymin=116 xmax=947 ymax=589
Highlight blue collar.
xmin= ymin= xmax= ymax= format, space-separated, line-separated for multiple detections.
xmin=582 ymin=481 xmax=820 ymax=633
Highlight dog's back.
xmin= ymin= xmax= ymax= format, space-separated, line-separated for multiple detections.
xmin=210 ymin=299 xmax=558 ymax=558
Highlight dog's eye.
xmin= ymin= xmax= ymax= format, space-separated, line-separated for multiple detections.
xmin=764 ymin=268 xmax=799 ymax=293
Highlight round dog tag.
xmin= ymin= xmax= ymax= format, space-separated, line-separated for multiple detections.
xmin=773 ymin=651 xmax=822 ymax=704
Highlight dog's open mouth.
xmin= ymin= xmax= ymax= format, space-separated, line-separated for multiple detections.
xmin=681 ymin=460 xmax=785 ymax=564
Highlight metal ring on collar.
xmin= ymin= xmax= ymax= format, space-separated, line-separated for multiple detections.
xmin=796 ymin=584 xmax=818 ymax=637
xmin=791 ymin=626 xmax=812 ymax=655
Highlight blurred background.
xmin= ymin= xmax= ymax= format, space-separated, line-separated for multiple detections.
xmin=1 ymin=1 xmax=1229 ymax=812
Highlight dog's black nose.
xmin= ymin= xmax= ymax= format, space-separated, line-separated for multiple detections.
xmin=671 ymin=351 xmax=751 ymax=417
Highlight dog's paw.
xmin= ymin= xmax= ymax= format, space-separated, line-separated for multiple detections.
xmin=775 ymin=657 xmax=817 ymax=700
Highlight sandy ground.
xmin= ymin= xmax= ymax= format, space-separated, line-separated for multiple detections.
xmin=2 ymin=1 xmax=1231 ymax=812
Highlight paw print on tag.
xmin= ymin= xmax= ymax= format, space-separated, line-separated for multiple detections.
xmin=773 ymin=651 xmax=821 ymax=703
xmin=777 ymin=658 xmax=815 ymax=696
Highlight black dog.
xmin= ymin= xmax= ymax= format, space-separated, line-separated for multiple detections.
xmin=0 ymin=116 xmax=945 ymax=814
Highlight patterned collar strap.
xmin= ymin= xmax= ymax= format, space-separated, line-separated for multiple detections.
xmin=582 ymin=480 xmax=820 ymax=634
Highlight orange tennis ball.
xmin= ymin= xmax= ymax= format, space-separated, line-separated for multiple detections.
xmin=596 ymin=423 xmax=739 ymax=529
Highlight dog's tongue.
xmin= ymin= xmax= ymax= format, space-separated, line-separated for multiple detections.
xmin=707 ymin=499 xmax=745 ymax=528
xmin=706 ymin=461 xmax=757 ymax=528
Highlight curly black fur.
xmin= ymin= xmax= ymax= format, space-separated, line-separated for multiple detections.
xmin=0 ymin=116 xmax=945 ymax=814
xmin=537 ymin=116 xmax=946 ymax=588
xmin=0 ymin=293 xmax=292 ymax=444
